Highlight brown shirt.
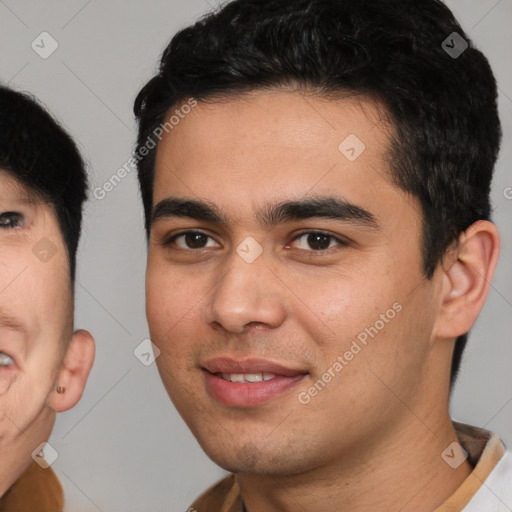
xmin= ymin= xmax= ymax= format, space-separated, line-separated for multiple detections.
xmin=190 ymin=422 xmax=506 ymax=512
xmin=0 ymin=461 xmax=63 ymax=512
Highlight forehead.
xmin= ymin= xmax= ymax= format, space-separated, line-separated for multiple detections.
xmin=152 ymin=89 xmax=417 ymax=228
xmin=156 ymin=89 xmax=390 ymax=158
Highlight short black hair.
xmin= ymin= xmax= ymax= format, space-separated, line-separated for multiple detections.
xmin=134 ymin=0 xmax=502 ymax=387
xmin=0 ymin=85 xmax=88 ymax=282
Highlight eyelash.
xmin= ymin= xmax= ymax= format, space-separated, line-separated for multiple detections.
xmin=0 ymin=212 xmax=24 ymax=229
xmin=162 ymin=230 xmax=348 ymax=254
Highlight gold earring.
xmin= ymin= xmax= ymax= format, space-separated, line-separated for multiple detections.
xmin=56 ymin=386 xmax=65 ymax=394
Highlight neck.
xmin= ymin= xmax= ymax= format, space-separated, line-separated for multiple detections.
xmin=237 ymin=414 xmax=472 ymax=512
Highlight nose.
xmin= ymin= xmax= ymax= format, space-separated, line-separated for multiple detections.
xmin=202 ymin=246 xmax=287 ymax=334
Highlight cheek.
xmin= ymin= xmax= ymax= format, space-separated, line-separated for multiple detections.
xmin=146 ymin=267 xmax=181 ymax=331
xmin=288 ymin=265 xmax=395 ymax=348
xmin=0 ymin=368 xmax=17 ymax=396
xmin=146 ymin=249 xmax=213 ymax=317
xmin=145 ymin=264 xmax=200 ymax=360
xmin=292 ymin=262 xmax=429 ymax=392
xmin=0 ymin=369 xmax=55 ymax=432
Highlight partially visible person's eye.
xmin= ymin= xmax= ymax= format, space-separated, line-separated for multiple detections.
xmin=0 ymin=352 xmax=14 ymax=367
xmin=0 ymin=211 xmax=24 ymax=228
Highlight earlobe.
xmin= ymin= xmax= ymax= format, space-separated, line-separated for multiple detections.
xmin=49 ymin=329 xmax=95 ymax=413
xmin=435 ymin=220 xmax=500 ymax=339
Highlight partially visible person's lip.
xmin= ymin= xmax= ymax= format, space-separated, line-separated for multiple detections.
xmin=202 ymin=357 xmax=308 ymax=406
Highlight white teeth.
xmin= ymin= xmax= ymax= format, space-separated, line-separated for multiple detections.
xmin=220 ymin=372 xmax=278 ymax=383
xmin=0 ymin=352 xmax=14 ymax=367
xmin=244 ymin=373 xmax=263 ymax=383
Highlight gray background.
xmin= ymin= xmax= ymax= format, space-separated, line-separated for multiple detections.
xmin=0 ymin=1 xmax=510 ymax=511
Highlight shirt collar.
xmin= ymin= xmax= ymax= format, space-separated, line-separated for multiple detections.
xmin=433 ymin=421 xmax=506 ymax=512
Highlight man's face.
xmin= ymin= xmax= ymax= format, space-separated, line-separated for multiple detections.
xmin=0 ymin=171 xmax=72 ymax=459
xmin=146 ymin=90 xmax=446 ymax=475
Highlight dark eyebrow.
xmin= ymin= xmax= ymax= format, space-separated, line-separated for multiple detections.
xmin=151 ymin=195 xmax=380 ymax=230
xmin=258 ymin=196 xmax=379 ymax=229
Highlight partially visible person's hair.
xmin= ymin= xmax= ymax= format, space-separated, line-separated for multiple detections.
xmin=0 ymin=85 xmax=88 ymax=282
xmin=134 ymin=0 xmax=502 ymax=387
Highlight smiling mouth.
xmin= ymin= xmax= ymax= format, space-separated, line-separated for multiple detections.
xmin=218 ymin=372 xmax=277 ymax=383
xmin=201 ymin=358 xmax=308 ymax=406
xmin=203 ymin=370 xmax=307 ymax=407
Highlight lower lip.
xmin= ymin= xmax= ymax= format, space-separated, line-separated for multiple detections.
xmin=203 ymin=371 xmax=306 ymax=407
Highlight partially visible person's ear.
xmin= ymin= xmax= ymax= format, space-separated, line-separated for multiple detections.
xmin=49 ymin=329 xmax=95 ymax=413
xmin=434 ymin=220 xmax=500 ymax=339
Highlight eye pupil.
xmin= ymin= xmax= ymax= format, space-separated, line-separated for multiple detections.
xmin=308 ymin=233 xmax=331 ymax=250
xmin=185 ymin=232 xmax=207 ymax=249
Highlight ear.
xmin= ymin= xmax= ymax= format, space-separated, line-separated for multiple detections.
xmin=435 ymin=220 xmax=500 ymax=339
xmin=48 ymin=329 xmax=95 ymax=413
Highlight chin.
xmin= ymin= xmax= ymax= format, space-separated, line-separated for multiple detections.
xmin=197 ymin=437 xmax=306 ymax=476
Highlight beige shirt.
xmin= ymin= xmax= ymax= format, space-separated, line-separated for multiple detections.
xmin=190 ymin=422 xmax=508 ymax=512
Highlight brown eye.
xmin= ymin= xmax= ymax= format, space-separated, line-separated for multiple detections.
xmin=0 ymin=212 xmax=24 ymax=228
xmin=163 ymin=231 xmax=218 ymax=250
xmin=181 ymin=232 xmax=209 ymax=249
xmin=291 ymin=231 xmax=347 ymax=251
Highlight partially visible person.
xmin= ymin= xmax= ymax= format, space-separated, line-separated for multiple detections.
xmin=0 ymin=85 xmax=95 ymax=511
